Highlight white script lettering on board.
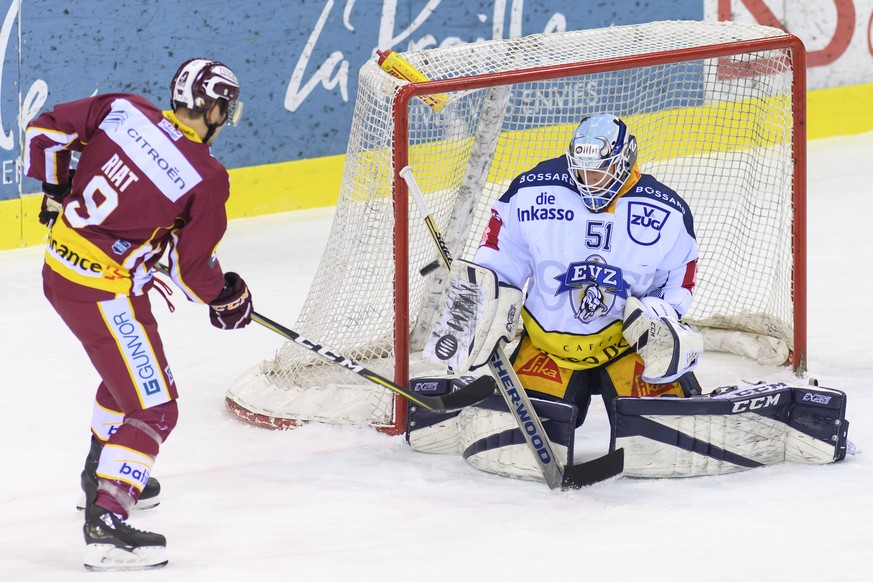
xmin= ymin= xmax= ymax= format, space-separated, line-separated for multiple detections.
xmin=284 ymin=0 xmax=567 ymax=112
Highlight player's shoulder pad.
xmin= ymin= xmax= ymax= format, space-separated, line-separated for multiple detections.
xmin=623 ymin=174 xmax=691 ymax=214
xmin=96 ymin=92 xmax=161 ymax=116
xmin=622 ymin=174 xmax=695 ymax=237
xmin=499 ymin=156 xmax=575 ymax=203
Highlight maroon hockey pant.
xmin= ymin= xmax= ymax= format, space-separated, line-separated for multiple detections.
xmin=44 ymin=271 xmax=178 ymax=515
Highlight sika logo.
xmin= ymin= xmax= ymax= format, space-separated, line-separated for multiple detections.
xmin=517 ymin=352 xmax=562 ymax=384
xmin=630 ymin=361 xmax=677 ymax=397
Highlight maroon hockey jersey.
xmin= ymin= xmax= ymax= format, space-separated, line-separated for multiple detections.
xmin=25 ymin=93 xmax=229 ymax=303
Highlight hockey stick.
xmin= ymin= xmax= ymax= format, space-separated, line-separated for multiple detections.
xmin=154 ymin=264 xmax=495 ymax=413
xmin=400 ymin=165 xmax=624 ymax=489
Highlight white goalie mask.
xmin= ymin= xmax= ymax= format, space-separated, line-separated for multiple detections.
xmin=566 ymin=114 xmax=638 ymax=212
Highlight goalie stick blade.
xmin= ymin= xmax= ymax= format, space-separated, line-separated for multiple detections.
xmin=560 ymin=448 xmax=624 ymax=490
xmin=430 ymin=376 xmax=497 ymax=412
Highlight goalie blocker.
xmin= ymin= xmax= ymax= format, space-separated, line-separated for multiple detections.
xmin=613 ymin=381 xmax=850 ymax=478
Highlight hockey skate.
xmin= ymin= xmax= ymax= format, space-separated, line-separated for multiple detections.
xmin=77 ymin=436 xmax=161 ymax=511
xmin=83 ymin=504 xmax=167 ymax=571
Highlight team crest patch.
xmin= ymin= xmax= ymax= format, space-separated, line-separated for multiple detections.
xmin=111 ymin=239 xmax=131 ymax=255
xmin=627 ymin=201 xmax=669 ymax=245
xmin=554 ymin=255 xmax=629 ymax=323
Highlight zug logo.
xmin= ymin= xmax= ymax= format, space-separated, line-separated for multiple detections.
xmin=627 ymin=201 xmax=669 ymax=246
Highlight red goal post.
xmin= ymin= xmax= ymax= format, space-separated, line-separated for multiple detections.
xmin=226 ymin=20 xmax=807 ymax=435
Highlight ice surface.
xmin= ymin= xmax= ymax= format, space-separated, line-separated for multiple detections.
xmin=1 ymin=133 xmax=871 ymax=580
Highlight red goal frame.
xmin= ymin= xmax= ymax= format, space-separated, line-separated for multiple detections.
xmin=387 ymin=34 xmax=807 ymax=434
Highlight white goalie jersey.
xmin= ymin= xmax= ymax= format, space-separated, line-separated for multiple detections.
xmin=474 ymin=155 xmax=699 ymax=370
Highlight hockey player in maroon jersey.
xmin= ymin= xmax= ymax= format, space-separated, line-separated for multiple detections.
xmin=24 ymin=58 xmax=252 ymax=571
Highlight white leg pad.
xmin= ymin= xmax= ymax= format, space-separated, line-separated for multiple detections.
xmin=407 ymin=413 xmax=461 ymax=454
xmin=458 ymin=395 xmax=576 ymax=482
xmin=408 ymin=390 xmax=578 ymax=482
xmin=613 ymin=382 xmax=850 ymax=478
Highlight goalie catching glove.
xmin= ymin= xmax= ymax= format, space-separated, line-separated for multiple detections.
xmin=622 ymin=296 xmax=703 ymax=384
xmin=424 ymin=259 xmax=523 ymax=374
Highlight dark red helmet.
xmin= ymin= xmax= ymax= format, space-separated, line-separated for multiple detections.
xmin=170 ymin=58 xmax=242 ymax=125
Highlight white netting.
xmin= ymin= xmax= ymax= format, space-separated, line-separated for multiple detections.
xmin=227 ymin=20 xmax=802 ymax=432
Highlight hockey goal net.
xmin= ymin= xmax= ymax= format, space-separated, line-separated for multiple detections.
xmin=227 ymin=20 xmax=806 ymax=434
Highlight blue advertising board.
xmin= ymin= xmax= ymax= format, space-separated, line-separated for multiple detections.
xmin=2 ymin=0 xmax=701 ymax=202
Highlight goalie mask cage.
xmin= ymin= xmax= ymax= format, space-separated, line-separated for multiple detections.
xmin=227 ymin=20 xmax=806 ymax=435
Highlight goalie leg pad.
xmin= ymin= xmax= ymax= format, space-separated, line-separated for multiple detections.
xmin=406 ymin=376 xmax=474 ymax=454
xmin=612 ymin=383 xmax=850 ymax=478
xmin=458 ymin=394 xmax=577 ymax=482
xmin=785 ymin=384 xmax=849 ymax=463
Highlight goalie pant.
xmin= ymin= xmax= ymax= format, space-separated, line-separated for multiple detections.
xmin=612 ymin=382 xmax=850 ymax=478
xmin=406 ymin=376 xmax=576 ymax=482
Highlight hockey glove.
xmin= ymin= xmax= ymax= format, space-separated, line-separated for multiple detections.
xmin=38 ymin=170 xmax=75 ymax=227
xmin=424 ymin=259 xmax=523 ymax=374
xmin=622 ymin=296 xmax=703 ymax=384
xmin=209 ymin=272 xmax=253 ymax=330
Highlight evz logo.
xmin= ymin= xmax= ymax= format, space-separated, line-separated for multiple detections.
xmin=554 ymin=256 xmax=628 ymax=323
xmin=627 ymin=202 xmax=669 ymax=245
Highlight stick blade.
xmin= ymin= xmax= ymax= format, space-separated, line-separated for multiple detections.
xmin=436 ymin=376 xmax=497 ymax=411
xmin=561 ymin=448 xmax=624 ymax=490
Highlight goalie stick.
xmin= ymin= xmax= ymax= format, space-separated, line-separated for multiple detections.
xmin=154 ymin=264 xmax=495 ymax=413
xmin=400 ymin=165 xmax=624 ymax=489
